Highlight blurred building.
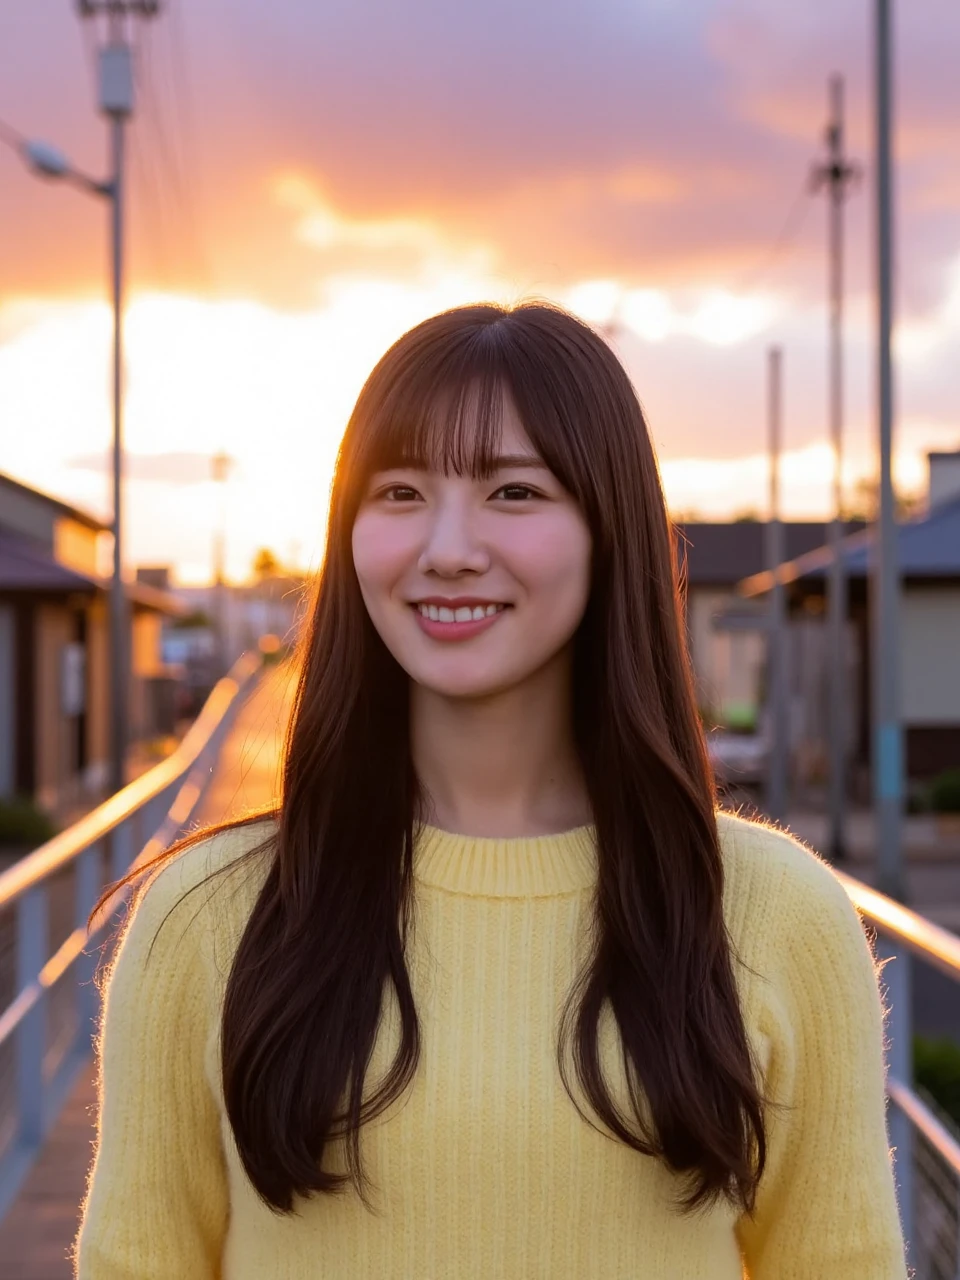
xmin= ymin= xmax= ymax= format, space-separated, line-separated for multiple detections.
xmin=137 ymin=565 xmax=307 ymax=717
xmin=675 ymin=517 xmax=867 ymax=734
xmin=737 ymin=448 xmax=960 ymax=794
xmin=0 ymin=472 xmax=186 ymax=814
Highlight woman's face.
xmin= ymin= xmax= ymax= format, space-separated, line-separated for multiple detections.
xmin=351 ymin=396 xmax=592 ymax=700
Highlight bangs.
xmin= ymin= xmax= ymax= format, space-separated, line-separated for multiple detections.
xmin=352 ymin=343 xmax=511 ymax=483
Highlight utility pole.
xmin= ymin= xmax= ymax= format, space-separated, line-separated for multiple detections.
xmin=811 ymin=76 xmax=860 ymax=863
xmin=211 ymin=451 xmax=232 ymax=674
xmin=765 ymin=346 xmax=789 ymax=823
xmin=77 ymin=1 xmax=161 ymax=794
xmin=873 ymin=0 xmax=905 ymax=903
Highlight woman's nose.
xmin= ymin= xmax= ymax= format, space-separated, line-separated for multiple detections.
xmin=417 ymin=503 xmax=490 ymax=577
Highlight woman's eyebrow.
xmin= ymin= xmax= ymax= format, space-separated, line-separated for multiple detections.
xmin=493 ymin=454 xmax=548 ymax=469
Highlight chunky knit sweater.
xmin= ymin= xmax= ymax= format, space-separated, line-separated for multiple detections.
xmin=74 ymin=810 xmax=906 ymax=1279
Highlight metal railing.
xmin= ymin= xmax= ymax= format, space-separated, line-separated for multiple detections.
xmin=837 ymin=869 xmax=960 ymax=1279
xmin=0 ymin=675 xmax=954 ymax=1272
xmin=0 ymin=650 xmax=262 ymax=1223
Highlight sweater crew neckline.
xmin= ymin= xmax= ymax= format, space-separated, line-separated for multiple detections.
xmin=413 ymin=822 xmax=598 ymax=898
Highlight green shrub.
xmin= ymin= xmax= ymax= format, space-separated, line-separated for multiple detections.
xmin=906 ymin=782 xmax=930 ymax=815
xmin=929 ymin=768 xmax=960 ymax=814
xmin=722 ymin=702 xmax=758 ymax=735
xmin=0 ymin=795 xmax=58 ymax=848
xmin=914 ymin=1035 xmax=960 ymax=1129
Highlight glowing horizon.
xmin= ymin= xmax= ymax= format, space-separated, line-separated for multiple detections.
xmin=2 ymin=1 xmax=959 ymax=585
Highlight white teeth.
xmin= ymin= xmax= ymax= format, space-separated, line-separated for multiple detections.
xmin=417 ymin=603 xmax=505 ymax=622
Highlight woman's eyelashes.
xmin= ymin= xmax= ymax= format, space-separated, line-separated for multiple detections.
xmin=493 ymin=483 xmax=540 ymax=501
xmin=372 ymin=481 xmax=544 ymax=504
xmin=379 ymin=485 xmax=420 ymax=502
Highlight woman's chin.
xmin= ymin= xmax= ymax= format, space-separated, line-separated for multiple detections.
xmin=409 ymin=667 xmax=521 ymax=703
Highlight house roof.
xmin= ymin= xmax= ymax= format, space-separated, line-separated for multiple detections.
xmin=737 ymin=493 xmax=960 ymax=596
xmin=0 ymin=530 xmax=97 ymax=592
xmin=0 ymin=471 xmax=109 ymax=532
xmin=674 ymin=520 xmax=866 ymax=586
xmin=0 ymin=530 xmax=188 ymax=615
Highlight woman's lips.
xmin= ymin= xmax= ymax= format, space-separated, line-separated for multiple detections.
xmin=411 ymin=603 xmax=510 ymax=642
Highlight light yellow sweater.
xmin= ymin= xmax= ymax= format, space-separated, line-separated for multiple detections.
xmin=75 ymin=810 xmax=907 ymax=1279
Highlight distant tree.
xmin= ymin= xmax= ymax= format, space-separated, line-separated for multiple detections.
xmin=732 ymin=508 xmax=761 ymax=523
xmin=670 ymin=507 xmax=706 ymax=524
xmin=173 ymin=609 xmax=213 ymax=630
xmin=253 ymin=547 xmax=281 ymax=580
xmin=845 ymin=476 xmax=924 ymax=523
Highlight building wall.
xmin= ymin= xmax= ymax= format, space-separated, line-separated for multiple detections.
xmin=929 ymin=453 xmax=960 ymax=508
xmin=53 ymin=517 xmax=100 ymax=576
xmin=22 ymin=597 xmax=113 ymax=811
xmin=85 ymin=598 xmax=109 ymax=792
xmin=901 ymin=587 xmax=960 ymax=724
xmin=0 ymin=483 xmax=57 ymax=544
xmin=686 ymin=587 xmax=765 ymax=724
xmin=34 ymin=603 xmax=77 ymax=811
xmin=686 ymin=589 xmax=730 ymax=715
xmin=0 ymin=604 xmax=13 ymax=797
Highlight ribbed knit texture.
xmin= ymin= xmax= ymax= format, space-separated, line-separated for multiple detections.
xmin=74 ymin=811 xmax=907 ymax=1279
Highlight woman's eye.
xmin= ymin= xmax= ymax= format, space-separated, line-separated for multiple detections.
xmin=379 ymin=485 xmax=420 ymax=502
xmin=493 ymin=484 xmax=538 ymax=501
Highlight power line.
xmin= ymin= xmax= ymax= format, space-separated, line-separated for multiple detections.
xmin=135 ymin=3 xmax=214 ymax=288
xmin=731 ymin=178 xmax=814 ymax=295
xmin=600 ymin=180 xmax=815 ymax=346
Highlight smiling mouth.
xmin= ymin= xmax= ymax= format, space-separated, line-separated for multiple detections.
xmin=414 ymin=602 xmax=507 ymax=623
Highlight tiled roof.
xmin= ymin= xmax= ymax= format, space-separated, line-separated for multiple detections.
xmin=674 ymin=520 xmax=866 ymax=586
xmin=0 ymin=530 xmax=97 ymax=592
xmin=0 ymin=530 xmax=188 ymax=615
xmin=737 ymin=494 xmax=960 ymax=595
xmin=0 ymin=470 xmax=108 ymax=531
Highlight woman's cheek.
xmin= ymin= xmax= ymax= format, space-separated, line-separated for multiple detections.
xmin=352 ymin=514 xmax=414 ymax=590
xmin=509 ymin=518 xmax=591 ymax=602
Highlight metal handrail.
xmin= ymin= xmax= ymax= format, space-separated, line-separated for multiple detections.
xmin=836 ymin=865 xmax=960 ymax=1275
xmin=0 ymin=648 xmax=264 ymax=1224
xmin=887 ymin=1077 xmax=960 ymax=1175
xmin=836 ymin=868 xmax=960 ymax=982
xmin=0 ymin=648 xmax=261 ymax=911
xmin=836 ymin=868 xmax=960 ymax=1181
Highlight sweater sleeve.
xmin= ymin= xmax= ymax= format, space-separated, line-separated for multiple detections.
xmin=735 ymin=842 xmax=908 ymax=1279
xmin=73 ymin=850 xmax=229 ymax=1279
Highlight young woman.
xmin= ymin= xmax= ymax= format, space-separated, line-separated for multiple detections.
xmin=75 ymin=302 xmax=906 ymax=1278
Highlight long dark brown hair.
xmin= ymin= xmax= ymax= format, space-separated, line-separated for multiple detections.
xmin=98 ymin=301 xmax=767 ymax=1219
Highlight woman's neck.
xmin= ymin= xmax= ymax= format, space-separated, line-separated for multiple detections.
xmin=410 ymin=650 xmax=591 ymax=839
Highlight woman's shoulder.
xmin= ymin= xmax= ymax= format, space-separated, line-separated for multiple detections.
xmin=125 ymin=813 xmax=277 ymax=958
xmin=715 ymin=807 xmax=862 ymax=953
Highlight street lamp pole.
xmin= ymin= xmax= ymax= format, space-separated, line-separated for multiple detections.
xmin=20 ymin=129 xmax=127 ymax=793
xmin=80 ymin=2 xmax=160 ymax=792
xmin=19 ymin=5 xmax=155 ymax=796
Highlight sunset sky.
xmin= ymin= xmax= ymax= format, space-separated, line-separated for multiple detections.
xmin=1 ymin=0 xmax=959 ymax=584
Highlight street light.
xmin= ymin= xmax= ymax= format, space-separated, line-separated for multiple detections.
xmin=19 ymin=33 xmax=134 ymax=796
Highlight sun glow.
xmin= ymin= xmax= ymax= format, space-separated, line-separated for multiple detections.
xmin=2 ymin=252 xmax=954 ymax=585
xmin=564 ymin=279 xmax=776 ymax=345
